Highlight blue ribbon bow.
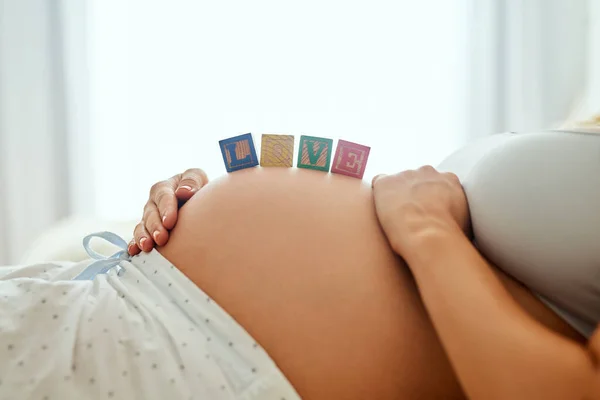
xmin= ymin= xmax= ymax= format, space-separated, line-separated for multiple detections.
xmin=73 ymin=231 xmax=130 ymax=280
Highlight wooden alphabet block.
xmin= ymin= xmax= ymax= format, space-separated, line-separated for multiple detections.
xmin=260 ymin=134 xmax=294 ymax=167
xmin=330 ymin=139 xmax=371 ymax=179
xmin=219 ymin=133 xmax=259 ymax=172
xmin=296 ymin=135 xmax=333 ymax=172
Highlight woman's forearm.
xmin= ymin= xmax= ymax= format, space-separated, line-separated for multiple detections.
xmin=402 ymin=228 xmax=598 ymax=400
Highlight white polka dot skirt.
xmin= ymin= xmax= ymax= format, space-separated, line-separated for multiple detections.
xmin=0 ymin=251 xmax=301 ymax=400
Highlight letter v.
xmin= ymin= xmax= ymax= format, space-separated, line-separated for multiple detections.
xmin=306 ymin=140 xmax=325 ymax=164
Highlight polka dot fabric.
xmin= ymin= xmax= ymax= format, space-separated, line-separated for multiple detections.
xmin=0 ymin=250 xmax=300 ymax=400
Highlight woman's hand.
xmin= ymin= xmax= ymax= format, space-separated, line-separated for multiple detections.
xmin=129 ymin=168 xmax=209 ymax=255
xmin=374 ymin=166 xmax=600 ymax=400
xmin=371 ymin=165 xmax=471 ymax=258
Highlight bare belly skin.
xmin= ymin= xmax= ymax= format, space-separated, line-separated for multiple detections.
xmin=159 ymin=168 xmax=583 ymax=400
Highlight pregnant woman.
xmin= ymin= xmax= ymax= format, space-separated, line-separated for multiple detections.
xmin=1 ymin=130 xmax=599 ymax=400
xmin=130 ymin=129 xmax=600 ymax=400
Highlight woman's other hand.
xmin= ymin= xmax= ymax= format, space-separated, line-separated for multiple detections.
xmin=129 ymin=168 xmax=209 ymax=255
xmin=371 ymin=165 xmax=471 ymax=259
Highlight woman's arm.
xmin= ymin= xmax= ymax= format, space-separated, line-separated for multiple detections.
xmin=371 ymin=166 xmax=600 ymax=400
xmin=403 ymin=228 xmax=600 ymax=400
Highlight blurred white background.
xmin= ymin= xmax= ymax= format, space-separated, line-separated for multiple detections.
xmin=88 ymin=0 xmax=467 ymax=219
xmin=0 ymin=0 xmax=597 ymax=263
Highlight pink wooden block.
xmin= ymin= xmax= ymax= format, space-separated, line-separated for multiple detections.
xmin=330 ymin=140 xmax=371 ymax=179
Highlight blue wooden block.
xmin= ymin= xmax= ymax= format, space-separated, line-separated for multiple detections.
xmin=219 ymin=133 xmax=259 ymax=172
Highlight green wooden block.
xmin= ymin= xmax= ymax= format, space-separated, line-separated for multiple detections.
xmin=296 ymin=135 xmax=333 ymax=172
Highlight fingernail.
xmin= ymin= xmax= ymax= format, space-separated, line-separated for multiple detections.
xmin=140 ymin=237 xmax=147 ymax=249
xmin=153 ymin=231 xmax=160 ymax=242
xmin=179 ymin=185 xmax=193 ymax=191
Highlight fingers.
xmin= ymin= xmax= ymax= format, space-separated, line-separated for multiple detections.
xmin=149 ymin=177 xmax=179 ymax=231
xmin=131 ymin=168 xmax=209 ymax=255
xmin=133 ymin=199 xmax=170 ymax=253
xmin=144 ymin=199 xmax=171 ymax=247
xmin=163 ymin=169 xmax=209 ymax=230
xmin=133 ymin=221 xmax=153 ymax=252
xmin=373 ymin=166 xmax=456 ymax=190
xmin=371 ymin=174 xmax=387 ymax=187
xmin=174 ymin=168 xmax=208 ymax=200
xmin=418 ymin=165 xmax=436 ymax=173
xmin=443 ymin=171 xmax=461 ymax=183
xmin=128 ymin=239 xmax=141 ymax=256
xmin=152 ymin=180 xmax=179 ymax=231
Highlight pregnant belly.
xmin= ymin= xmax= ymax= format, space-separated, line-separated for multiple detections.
xmin=158 ymin=168 xmax=580 ymax=400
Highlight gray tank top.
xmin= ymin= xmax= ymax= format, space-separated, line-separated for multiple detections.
xmin=437 ymin=130 xmax=600 ymax=338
